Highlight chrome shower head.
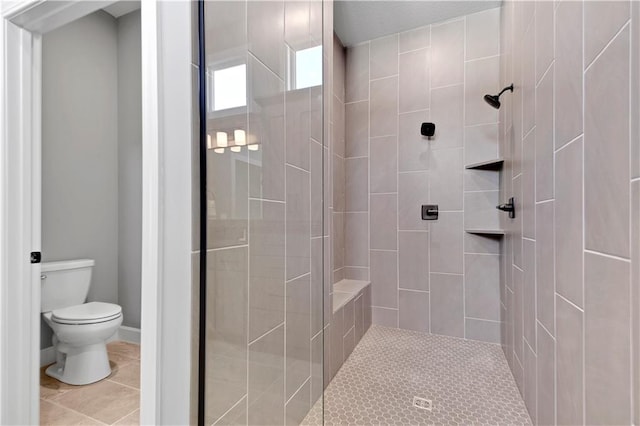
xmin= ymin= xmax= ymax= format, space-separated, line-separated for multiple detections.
xmin=484 ymin=84 xmax=514 ymax=109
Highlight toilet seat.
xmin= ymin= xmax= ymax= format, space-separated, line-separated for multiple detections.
xmin=52 ymin=302 xmax=122 ymax=325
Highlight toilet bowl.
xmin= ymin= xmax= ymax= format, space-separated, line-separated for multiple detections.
xmin=41 ymin=260 xmax=124 ymax=385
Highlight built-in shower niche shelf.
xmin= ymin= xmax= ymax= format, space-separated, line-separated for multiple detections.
xmin=464 ymin=158 xmax=504 ymax=170
xmin=465 ymin=229 xmax=505 ymax=236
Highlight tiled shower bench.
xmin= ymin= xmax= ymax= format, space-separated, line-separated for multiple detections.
xmin=329 ymin=279 xmax=372 ymax=380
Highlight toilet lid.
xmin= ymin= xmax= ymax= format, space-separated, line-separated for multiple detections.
xmin=52 ymin=302 xmax=122 ymax=325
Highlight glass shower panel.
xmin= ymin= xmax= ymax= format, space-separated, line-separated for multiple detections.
xmin=202 ymin=1 xmax=324 ymax=424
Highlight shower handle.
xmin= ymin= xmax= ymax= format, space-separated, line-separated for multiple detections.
xmin=496 ymin=197 xmax=515 ymax=219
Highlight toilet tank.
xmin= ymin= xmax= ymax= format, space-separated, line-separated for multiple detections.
xmin=41 ymin=259 xmax=95 ymax=313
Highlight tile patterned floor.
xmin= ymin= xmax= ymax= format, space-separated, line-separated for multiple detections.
xmin=303 ymin=326 xmax=531 ymax=426
xmin=40 ymin=341 xmax=140 ymax=426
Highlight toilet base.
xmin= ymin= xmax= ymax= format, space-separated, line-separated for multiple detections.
xmin=46 ymin=342 xmax=112 ymax=385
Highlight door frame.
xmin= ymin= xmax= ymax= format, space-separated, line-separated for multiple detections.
xmin=0 ymin=1 xmax=193 ymax=424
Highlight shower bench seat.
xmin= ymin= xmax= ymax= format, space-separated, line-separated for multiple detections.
xmin=329 ymin=279 xmax=372 ymax=380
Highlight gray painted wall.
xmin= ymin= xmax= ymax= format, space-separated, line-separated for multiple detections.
xmin=117 ymin=10 xmax=142 ymax=329
xmin=41 ymin=10 xmax=141 ymax=348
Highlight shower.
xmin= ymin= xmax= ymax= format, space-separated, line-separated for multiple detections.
xmin=484 ymin=84 xmax=514 ymax=109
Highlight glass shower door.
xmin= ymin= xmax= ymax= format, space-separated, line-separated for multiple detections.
xmin=199 ymin=1 xmax=325 ymax=424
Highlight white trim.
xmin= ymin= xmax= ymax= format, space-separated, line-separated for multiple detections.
xmin=40 ymin=347 xmax=56 ymax=368
xmin=118 ymin=326 xmax=141 ymax=344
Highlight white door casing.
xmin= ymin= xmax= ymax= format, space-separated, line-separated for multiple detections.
xmin=0 ymin=1 xmax=193 ymax=424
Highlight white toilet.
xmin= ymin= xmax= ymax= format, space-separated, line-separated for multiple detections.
xmin=41 ymin=259 xmax=123 ymax=385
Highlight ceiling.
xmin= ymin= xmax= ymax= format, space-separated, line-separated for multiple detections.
xmin=102 ymin=1 xmax=140 ymax=19
xmin=335 ymin=0 xmax=502 ymax=47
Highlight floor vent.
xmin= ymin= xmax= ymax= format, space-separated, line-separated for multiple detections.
xmin=413 ymin=396 xmax=432 ymax=411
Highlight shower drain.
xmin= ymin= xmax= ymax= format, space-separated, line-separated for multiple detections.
xmin=412 ymin=396 xmax=433 ymax=411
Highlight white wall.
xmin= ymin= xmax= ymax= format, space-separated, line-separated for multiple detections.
xmin=117 ymin=10 xmax=142 ymax=329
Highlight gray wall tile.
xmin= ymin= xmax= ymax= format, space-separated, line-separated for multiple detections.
xmin=345 ymin=42 xmax=369 ymax=103
xmin=370 ymin=194 xmax=398 ymax=250
xmin=535 ymin=201 xmax=554 ymax=336
xmin=555 ymin=0 xmax=583 ymax=149
xmin=249 ymin=200 xmax=285 ymax=341
xmin=465 ymin=8 xmax=500 ymax=60
xmin=247 ymin=0 xmax=284 ymax=79
xmin=398 ymin=171 xmax=429 ymax=231
xmin=399 ymin=110 xmax=431 ymax=171
xmin=370 ymin=77 xmax=398 ymax=137
xmin=535 ymin=66 xmax=553 ymax=202
xmin=430 ymin=148 xmax=463 ymax=211
xmin=345 ymin=157 xmax=368 ymax=212
xmin=430 ymin=212 xmax=463 ymax=273
xmin=370 ymin=34 xmax=399 ymax=80
xmin=584 ymin=0 xmax=630 ymax=68
xmin=370 ymin=136 xmax=398 ymax=193
xmin=584 ymin=27 xmax=630 ymax=258
xmin=584 ymin=252 xmax=631 ymax=425
xmin=431 ymin=19 xmax=464 ymax=88
xmin=431 ymin=84 xmax=464 ymax=151
xmin=464 ymin=123 xmax=498 ymax=166
xmin=464 ymin=56 xmax=499 ymax=126
xmin=399 ymin=48 xmax=430 ymax=113
xmin=399 ymin=25 xmax=430 ymax=53
xmin=465 ymin=254 xmax=500 ymax=321
xmin=345 ymin=101 xmax=369 ymax=158
xmin=371 ymin=250 xmax=398 ymax=309
xmin=464 ymin=191 xmax=500 ymax=231
xmin=286 ymin=165 xmax=310 ymax=280
xmin=430 ymin=273 xmax=464 ymax=338
xmin=465 ymin=318 xmax=501 ymax=343
xmin=536 ymin=323 xmax=555 ymax=426
xmin=399 ymin=231 xmax=429 ymax=291
xmin=399 ymin=290 xmax=430 ymax=332
xmin=248 ymin=324 xmax=285 ymax=426
xmin=555 ymin=137 xmax=583 ymax=307
xmin=372 ymin=306 xmax=398 ymax=328
xmin=345 ymin=212 xmax=369 ymax=267
xmin=285 ymin=274 xmax=311 ymax=401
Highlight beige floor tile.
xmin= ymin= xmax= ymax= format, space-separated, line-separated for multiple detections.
xmin=40 ymin=400 xmax=103 ymax=426
xmin=40 ymin=366 xmax=77 ymax=400
xmin=113 ymin=409 xmax=139 ymax=425
xmin=107 ymin=341 xmax=140 ymax=360
xmin=108 ymin=362 xmax=140 ymax=389
xmin=51 ymin=380 xmax=139 ymax=425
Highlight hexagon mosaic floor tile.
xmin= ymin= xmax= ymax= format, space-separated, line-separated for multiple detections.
xmin=303 ymin=326 xmax=531 ymax=425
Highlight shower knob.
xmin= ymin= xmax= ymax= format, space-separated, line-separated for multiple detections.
xmin=496 ymin=197 xmax=515 ymax=219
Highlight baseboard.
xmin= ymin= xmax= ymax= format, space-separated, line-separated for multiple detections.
xmin=40 ymin=346 xmax=56 ymax=367
xmin=117 ymin=325 xmax=141 ymax=344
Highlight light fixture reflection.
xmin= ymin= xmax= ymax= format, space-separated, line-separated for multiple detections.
xmin=234 ymin=129 xmax=246 ymax=146
xmin=214 ymin=148 xmax=225 ymax=154
xmin=230 ymin=146 xmax=241 ymax=153
xmin=216 ymin=131 xmax=228 ymax=147
xmin=248 ymin=144 xmax=259 ymax=151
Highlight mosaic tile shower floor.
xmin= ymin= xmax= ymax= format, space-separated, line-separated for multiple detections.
xmin=303 ymin=326 xmax=531 ymax=425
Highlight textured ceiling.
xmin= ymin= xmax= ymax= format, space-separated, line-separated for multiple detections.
xmin=335 ymin=1 xmax=502 ymax=46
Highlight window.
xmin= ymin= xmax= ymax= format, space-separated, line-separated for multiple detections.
xmin=295 ymin=45 xmax=322 ymax=89
xmin=213 ymin=64 xmax=246 ymax=111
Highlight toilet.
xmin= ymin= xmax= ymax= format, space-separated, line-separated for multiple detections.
xmin=41 ymin=259 xmax=123 ymax=385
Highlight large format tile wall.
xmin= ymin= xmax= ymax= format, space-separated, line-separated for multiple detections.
xmin=340 ymin=8 xmax=505 ymax=343
xmin=196 ymin=1 xmax=325 ymax=424
xmin=498 ymin=1 xmax=640 ymax=424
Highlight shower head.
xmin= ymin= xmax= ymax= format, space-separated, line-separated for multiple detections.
xmin=484 ymin=84 xmax=514 ymax=109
